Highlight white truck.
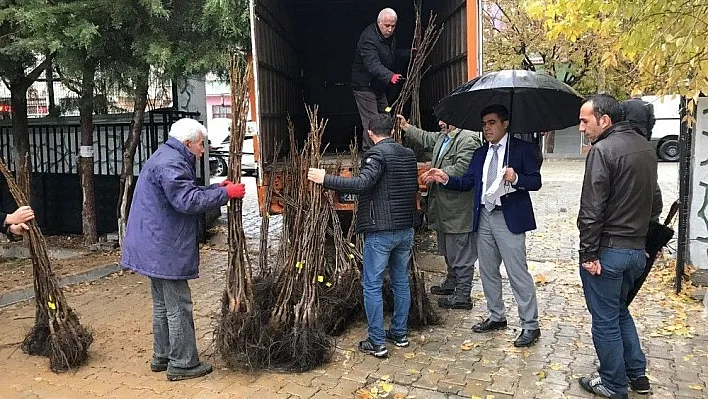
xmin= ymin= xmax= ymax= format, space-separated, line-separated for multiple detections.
xmin=643 ymin=95 xmax=680 ymax=162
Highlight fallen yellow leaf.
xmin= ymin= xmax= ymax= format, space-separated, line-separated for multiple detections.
xmin=550 ymin=363 xmax=562 ymax=371
xmin=381 ymin=383 xmax=393 ymax=393
xmin=534 ymin=274 xmax=549 ymax=285
xmin=688 ymin=384 xmax=704 ymax=390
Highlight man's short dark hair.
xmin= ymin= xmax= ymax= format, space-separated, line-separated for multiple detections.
xmin=481 ymin=104 xmax=509 ymax=122
xmin=583 ymin=94 xmax=623 ymax=124
xmin=368 ymin=114 xmax=394 ymax=137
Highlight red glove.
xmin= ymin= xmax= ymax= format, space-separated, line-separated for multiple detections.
xmin=224 ymin=183 xmax=245 ymax=199
xmin=390 ymin=74 xmax=403 ymax=84
xmin=219 ymin=179 xmax=232 ymax=187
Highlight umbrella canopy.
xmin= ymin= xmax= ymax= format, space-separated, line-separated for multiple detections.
xmin=433 ymin=70 xmax=584 ymax=133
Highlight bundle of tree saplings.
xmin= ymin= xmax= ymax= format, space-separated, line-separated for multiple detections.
xmin=0 ymin=158 xmax=93 ymax=372
xmin=218 ymin=101 xmax=363 ymax=372
xmin=387 ymin=2 xmax=442 ymax=328
xmin=391 ymin=1 xmax=443 ymax=140
xmin=215 ymin=55 xmax=267 ymax=370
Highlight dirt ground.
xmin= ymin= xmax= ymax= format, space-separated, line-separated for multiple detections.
xmin=0 ymin=249 xmax=120 ymax=293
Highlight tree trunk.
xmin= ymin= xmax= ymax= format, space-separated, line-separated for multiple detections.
xmin=117 ymin=65 xmax=150 ymax=246
xmin=6 ymin=55 xmax=53 ymax=202
xmin=545 ymin=131 xmax=555 ymax=154
xmin=46 ymin=57 xmax=57 ymax=117
xmin=9 ymin=77 xmax=31 ymax=198
xmin=79 ymin=59 xmax=98 ymax=245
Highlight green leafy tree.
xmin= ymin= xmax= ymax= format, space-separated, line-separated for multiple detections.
xmin=526 ymin=0 xmax=708 ymax=100
xmin=483 ymin=0 xmax=637 ymax=96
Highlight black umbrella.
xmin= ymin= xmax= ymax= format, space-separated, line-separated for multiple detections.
xmin=433 ymin=69 xmax=584 ymax=133
xmin=626 ymin=200 xmax=679 ymax=306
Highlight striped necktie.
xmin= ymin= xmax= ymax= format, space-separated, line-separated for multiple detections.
xmin=485 ymin=144 xmax=500 ymax=212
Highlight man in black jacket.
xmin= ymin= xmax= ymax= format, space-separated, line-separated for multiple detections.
xmin=308 ymin=114 xmax=418 ymax=358
xmin=576 ymin=94 xmax=661 ymax=399
xmin=351 ymin=8 xmax=406 ymax=150
xmin=621 ymin=90 xmax=655 ymax=140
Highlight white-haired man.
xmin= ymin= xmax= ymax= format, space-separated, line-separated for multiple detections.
xmin=351 ymin=7 xmax=408 ymax=150
xmin=122 ymin=118 xmax=245 ymax=381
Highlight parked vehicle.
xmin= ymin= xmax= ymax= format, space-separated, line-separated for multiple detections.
xmin=208 ymin=118 xmax=258 ymax=176
xmin=643 ymin=95 xmax=680 ymax=161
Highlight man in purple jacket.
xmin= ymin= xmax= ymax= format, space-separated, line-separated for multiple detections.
xmin=121 ymin=118 xmax=244 ymax=381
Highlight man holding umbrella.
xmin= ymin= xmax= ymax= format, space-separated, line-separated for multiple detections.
xmin=424 ymin=104 xmax=542 ymax=347
xmin=576 ymin=94 xmax=662 ymax=398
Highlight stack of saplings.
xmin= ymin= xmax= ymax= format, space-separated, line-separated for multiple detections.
xmin=216 ymin=73 xmax=363 ymax=370
xmin=0 ymin=157 xmax=93 ymax=372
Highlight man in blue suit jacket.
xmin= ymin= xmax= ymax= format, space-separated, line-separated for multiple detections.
xmin=424 ymin=104 xmax=542 ymax=347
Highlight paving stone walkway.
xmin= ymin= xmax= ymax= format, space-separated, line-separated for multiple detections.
xmin=1 ymin=161 xmax=706 ymax=399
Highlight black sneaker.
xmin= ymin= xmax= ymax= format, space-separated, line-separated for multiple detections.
xmin=385 ymin=330 xmax=409 ymax=347
xmin=629 ymin=376 xmax=651 ymax=394
xmin=150 ymin=357 xmax=168 ymax=372
xmin=166 ymin=362 xmax=213 ymax=381
xmin=438 ymin=295 xmax=473 ymax=310
xmin=578 ymin=376 xmax=628 ymax=399
xmin=430 ymin=278 xmax=456 ymax=295
xmin=358 ymin=338 xmax=388 ymax=358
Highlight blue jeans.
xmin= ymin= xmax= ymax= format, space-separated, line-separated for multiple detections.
xmin=580 ymin=247 xmax=647 ymax=394
xmin=363 ymin=228 xmax=414 ymax=345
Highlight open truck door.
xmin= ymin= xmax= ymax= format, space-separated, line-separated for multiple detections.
xmin=248 ymin=0 xmax=483 ymax=215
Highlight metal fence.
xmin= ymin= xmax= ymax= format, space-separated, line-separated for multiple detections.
xmin=0 ymin=109 xmax=201 ymax=175
xmin=0 ymin=109 xmax=207 ymax=235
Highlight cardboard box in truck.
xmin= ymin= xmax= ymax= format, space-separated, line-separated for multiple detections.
xmin=248 ymin=0 xmax=484 ymax=215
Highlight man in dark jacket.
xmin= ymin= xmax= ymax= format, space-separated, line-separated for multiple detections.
xmin=122 ymin=118 xmax=245 ymax=381
xmin=352 ymin=8 xmax=407 ymax=150
xmin=621 ymin=90 xmax=655 ymax=140
xmin=576 ymin=94 xmax=662 ymax=399
xmin=308 ymin=114 xmax=418 ymax=358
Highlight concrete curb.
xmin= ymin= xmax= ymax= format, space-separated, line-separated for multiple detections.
xmin=0 ymin=262 xmax=124 ymax=309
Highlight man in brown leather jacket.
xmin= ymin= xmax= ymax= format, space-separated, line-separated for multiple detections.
xmin=576 ymin=94 xmax=661 ymax=399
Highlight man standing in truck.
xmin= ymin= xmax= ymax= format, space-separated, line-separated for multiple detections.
xmin=397 ymin=114 xmax=482 ymax=310
xmin=352 ymin=8 xmax=407 ymax=150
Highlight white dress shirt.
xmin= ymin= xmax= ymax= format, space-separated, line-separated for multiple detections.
xmin=482 ymin=134 xmax=516 ymax=206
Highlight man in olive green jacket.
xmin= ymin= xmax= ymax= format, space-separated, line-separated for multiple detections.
xmin=397 ymin=114 xmax=482 ymax=309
